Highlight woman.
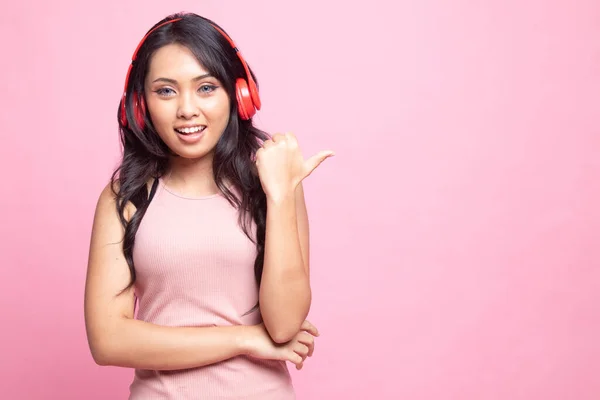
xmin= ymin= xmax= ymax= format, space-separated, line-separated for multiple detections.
xmin=84 ymin=12 xmax=334 ymax=399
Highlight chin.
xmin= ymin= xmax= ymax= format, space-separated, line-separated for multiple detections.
xmin=170 ymin=146 xmax=215 ymax=161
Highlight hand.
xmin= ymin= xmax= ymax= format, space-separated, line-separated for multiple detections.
xmin=243 ymin=320 xmax=319 ymax=370
xmin=255 ymin=132 xmax=334 ymax=201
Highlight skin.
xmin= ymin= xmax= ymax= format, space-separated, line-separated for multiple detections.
xmin=143 ymin=43 xmax=229 ymax=196
xmin=84 ymin=43 xmax=333 ymax=372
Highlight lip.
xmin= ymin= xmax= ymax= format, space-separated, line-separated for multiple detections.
xmin=175 ymin=126 xmax=206 ymax=144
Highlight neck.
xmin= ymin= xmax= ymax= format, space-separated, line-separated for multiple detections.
xmin=165 ymin=153 xmax=220 ymax=197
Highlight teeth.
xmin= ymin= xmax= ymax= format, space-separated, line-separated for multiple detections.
xmin=176 ymin=126 xmax=205 ymax=134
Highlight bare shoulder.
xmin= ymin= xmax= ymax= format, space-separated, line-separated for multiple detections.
xmin=97 ymin=180 xmax=119 ymax=206
xmin=94 ymin=178 xmax=155 ymax=223
xmin=94 ymin=181 xmax=126 ymax=224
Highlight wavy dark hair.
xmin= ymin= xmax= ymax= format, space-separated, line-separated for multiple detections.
xmin=111 ymin=12 xmax=268 ymax=304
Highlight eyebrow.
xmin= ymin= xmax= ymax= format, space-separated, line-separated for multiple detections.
xmin=152 ymin=73 xmax=213 ymax=84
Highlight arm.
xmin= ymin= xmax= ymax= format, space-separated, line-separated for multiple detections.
xmin=84 ymin=183 xmax=248 ymax=370
xmin=259 ymin=182 xmax=311 ymax=343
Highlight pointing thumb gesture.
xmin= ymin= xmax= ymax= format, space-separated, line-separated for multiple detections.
xmin=302 ymin=150 xmax=335 ymax=180
xmin=255 ymin=132 xmax=335 ymax=201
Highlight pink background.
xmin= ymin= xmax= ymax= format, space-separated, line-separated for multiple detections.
xmin=1 ymin=0 xmax=599 ymax=399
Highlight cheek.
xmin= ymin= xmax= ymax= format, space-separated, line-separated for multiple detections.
xmin=147 ymin=99 xmax=174 ymax=126
xmin=145 ymin=99 xmax=177 ymax=144
xmin=203 ymin=94 xmax=231 ymax=122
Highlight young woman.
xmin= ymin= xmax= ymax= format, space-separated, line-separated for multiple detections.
xmin=84 ymin=12 xmax=334 ymax=399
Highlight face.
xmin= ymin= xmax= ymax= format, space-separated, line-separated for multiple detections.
xmin=144 ymin=43 xmax=231 ymax=160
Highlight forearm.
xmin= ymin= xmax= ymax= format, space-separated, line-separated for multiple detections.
xmin=92 ymin=318 xmax=248 ymax=370
xmin=260 ymin=191 xmax=311 ymax=343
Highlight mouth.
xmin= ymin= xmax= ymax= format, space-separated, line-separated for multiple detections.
xmin=174 ymin=125 xmax=207 ymax=135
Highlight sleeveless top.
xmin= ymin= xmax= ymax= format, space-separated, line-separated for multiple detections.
xmin=128 ymin=177 xmax=295 ymax=399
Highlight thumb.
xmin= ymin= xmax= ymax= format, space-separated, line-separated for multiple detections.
xmin=304 ymin=150 xmax=335 ymax=176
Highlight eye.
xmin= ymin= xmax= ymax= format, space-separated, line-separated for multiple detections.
xmin=155 ymin=88 xmax=175 ymax=97
xmin=199 ymin=84 xmax=218 ymax=94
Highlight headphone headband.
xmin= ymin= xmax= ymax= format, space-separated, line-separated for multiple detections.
xmin=210 ymin=24 xmax=257 ymax=90
xmin=122 ymin=18 xmax=183 ymax=99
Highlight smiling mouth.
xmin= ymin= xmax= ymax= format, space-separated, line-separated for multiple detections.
xmin=175 ymin=126 xmax=206 ymax=135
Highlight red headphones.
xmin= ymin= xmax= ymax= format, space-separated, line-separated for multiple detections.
xmin=119 ymin=17 xmax=261 ymax=129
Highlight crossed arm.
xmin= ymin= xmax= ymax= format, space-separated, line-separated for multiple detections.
xmin=85 ymin=181 xmax=314 ymax=369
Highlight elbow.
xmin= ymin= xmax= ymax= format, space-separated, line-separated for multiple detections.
xmin=92 ymin=354 xmax=110 ymax=367
xmin=265 ymin=323 xmax=302 ymax=344
xmin=270 ymin=331 xmax=296 ymax=344
xmin=261 ymin=304 xmax=309 ymax=344
xmin=86 ymin=317 xmax=129 ymax=367
xmin=89 ymin=340 xmax=114 ymax=366
xmin=259 ymin=285 xmax=312 ymax=343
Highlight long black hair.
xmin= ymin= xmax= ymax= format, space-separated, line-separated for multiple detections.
xmin=112 ymin=12 xmax=268 ymax=299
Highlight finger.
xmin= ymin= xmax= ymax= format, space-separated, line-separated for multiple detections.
xmin=262 ymin=139 xmax=274 ymax=148
xmin=296 ymin=361 xmax=304 ymax=370
xmin=301 ymin=320 xmax=319 ymax=337
xmin=284 ymin=132 xmax=298 ymax=146
xmin=271 ymin=133 xmax=286 ymax=142
xmin=254 ymin=148 xmax=264 ymax=165
xmin=293 ymin=343 xmax=309 ymax=358
xmin=296 ymin=331 xmax=314 ymax=345
xmin=303 ymin=150 xmax=335 ymax=176
xmin=296 ymin=332 xmax=315 ymax=356
xmin=289 ymin=352 xmax=303 ymax=367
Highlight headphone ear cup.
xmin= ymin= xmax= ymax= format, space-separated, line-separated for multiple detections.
xmin=247 ymin=79 xmax=261 ymax=111
xmin=235 ymin=78 xmax=255 ymax=120
xmin=133 ymin=92 xmax=147 ymax=129
xmin=120 ymin=95 xmax=128 ymax=127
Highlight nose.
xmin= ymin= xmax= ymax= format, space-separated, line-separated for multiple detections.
xmin=177 ymin=91 xmax=200 ymax=120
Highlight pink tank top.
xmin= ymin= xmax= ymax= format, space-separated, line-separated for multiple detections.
xmin=128 ymin=177 xmax=295 ymax=399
